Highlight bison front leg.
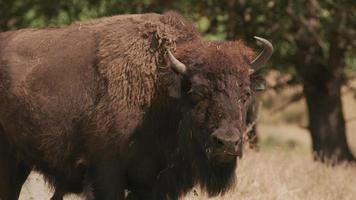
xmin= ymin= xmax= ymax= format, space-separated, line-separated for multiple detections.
xmin=125 ymin=188 xmax=154 ymax=200
xmin=50 ymin=189 xmax=64 ymax=200
xmin=90 ymin=163 xmax=125 ymax=200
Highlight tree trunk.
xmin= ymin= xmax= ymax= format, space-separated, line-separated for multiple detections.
xmin=294 ymin=28 xmax=356 ymax=163
xmin=303 ymin=78 xmax=355 ymax=163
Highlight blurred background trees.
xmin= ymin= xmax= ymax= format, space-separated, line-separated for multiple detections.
xmin=1 ymin=0 xmax=355 ymax=163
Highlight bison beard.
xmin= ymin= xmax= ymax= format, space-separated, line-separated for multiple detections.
xmin=124 ymin=101 xmax=239 ymax=199
xmin=0 ymin=11 xmax=272 ymax=200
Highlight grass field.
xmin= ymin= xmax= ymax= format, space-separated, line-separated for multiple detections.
xmin=182 ymin=150 xmax=356 ymax=200
xmin=19 ymin=77 xmax=356 ymax=200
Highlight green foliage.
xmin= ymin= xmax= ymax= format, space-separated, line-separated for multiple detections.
xmin=1 ymin=0 xmax=355 ymax=76
xmin=346 ymin=53 xmax=356 ymax=73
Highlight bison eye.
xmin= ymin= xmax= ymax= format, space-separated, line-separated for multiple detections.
xmin=188 ymin=86 xmax=209 ymax=103
xmin=251 ymin=75 xmax=266 ymax=92
xmin=189 ymin=91 xmax=205 ymax=102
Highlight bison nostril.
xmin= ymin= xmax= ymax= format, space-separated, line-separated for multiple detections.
xmin=212 ymin=136 xmax=225 ymax=147
xmin=234 ymin=141 xmax=239 ymax=146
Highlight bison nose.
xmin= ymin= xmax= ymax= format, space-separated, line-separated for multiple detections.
xmin=211 ymin=128 xmax=241 ymax=150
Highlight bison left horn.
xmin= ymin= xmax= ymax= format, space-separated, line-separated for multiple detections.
xmin=167 ymin=50 xmax=186 ymax=74
xmin=250 ymin=36 xmax=273 ymax=71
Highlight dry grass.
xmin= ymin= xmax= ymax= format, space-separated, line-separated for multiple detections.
xmin=21 ymin=149 xmax=356 ymax=200
xmin=182 ymin=150 xmax=356 ymax=200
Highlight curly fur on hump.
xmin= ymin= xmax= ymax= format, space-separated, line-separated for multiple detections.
xmin=71 ymin=11 xmax=253 ymax=112
xmin=76 ymin=12 xmax=201 ymax=112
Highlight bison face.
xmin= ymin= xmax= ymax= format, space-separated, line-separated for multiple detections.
xmin=179 ymin=72 xmax=250 ymax=164
xmin=167 ymin=37 xmax=273 ymax=164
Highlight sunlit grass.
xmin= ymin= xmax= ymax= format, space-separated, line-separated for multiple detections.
xmin=183 ymin=150 xmax=356 ymax=200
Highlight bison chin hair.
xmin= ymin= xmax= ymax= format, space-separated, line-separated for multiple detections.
xmin=152 ymin=109 xmax=238 ymax=198
xmin=158 ymin=126 xmax=237 ymax=198
xmin=198 ymin=156 xmax=237 ymax=197
xmin=188 ymin=135 xmax=237 ymax=197
xmin=154 ymin=146 xmax=237 ymax=199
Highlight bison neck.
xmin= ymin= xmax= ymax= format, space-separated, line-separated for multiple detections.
xmin=143 ymin=110 xmax=236 ymax=198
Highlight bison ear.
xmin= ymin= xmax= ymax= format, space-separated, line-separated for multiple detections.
xmin=252 ymin=80 xmax=266 ymax=91
xmin=250 ymin=73 xmax=266 ymax=92
xmin=168 ymin=73 xmax=182 ymax=98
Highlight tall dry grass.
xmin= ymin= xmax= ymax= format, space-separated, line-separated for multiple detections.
xmin=21 ymin=148 xmax=356 ymax=200
xmin=182 ymin=150 xmax=356 ymax=200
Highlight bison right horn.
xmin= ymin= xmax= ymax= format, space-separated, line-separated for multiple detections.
xmin=250 ymin=36 xmax=273 ymax=71
xmin=167 ymin=50 xmax=186 ymax=74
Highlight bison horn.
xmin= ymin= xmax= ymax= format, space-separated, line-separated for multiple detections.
xmin=250 ymin=36 xmax=273 ymax=71
xmin=167 ymin=50 xmax=186 ymax=74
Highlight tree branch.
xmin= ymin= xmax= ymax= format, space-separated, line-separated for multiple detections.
xmin=286 ymin=1 xmax=326 ymax=50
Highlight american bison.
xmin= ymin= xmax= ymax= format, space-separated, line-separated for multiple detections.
xmin=0 ymin=12 xmax=272 ymax=199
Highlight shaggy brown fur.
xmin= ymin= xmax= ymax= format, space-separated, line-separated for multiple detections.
xmin=0 ymin=11 xmax=260 ymax=200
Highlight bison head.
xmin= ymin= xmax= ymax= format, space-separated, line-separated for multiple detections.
xmin=167 ymin=37 xmax=273 ymax=164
